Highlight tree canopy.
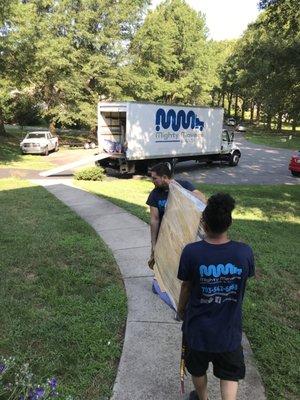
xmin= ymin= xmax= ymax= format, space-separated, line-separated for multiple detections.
xmin=0 ymin=0 xmax=299 ymax=133
xmin=125 ymin=0 xmax=214 ymax=104
xmin=217 ymin=0 xmax=299 ymax=129
xmin=0 ymin=0 xmax=149 ymax=133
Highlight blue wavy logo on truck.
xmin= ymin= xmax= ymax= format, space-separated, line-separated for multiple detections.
xmin=155 ymin=108 xmax=204 ymax=132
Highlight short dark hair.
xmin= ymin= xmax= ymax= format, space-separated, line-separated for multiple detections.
xmin=150 ymin=162 xmax=172 ymax=178
xmin=202 ymin=193 xmax=235 ymax=234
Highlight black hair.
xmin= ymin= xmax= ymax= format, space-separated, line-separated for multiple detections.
xmin=202 ymin=193 xmax=235 ymax=235
xmin=150 ymin=162 xmax=172 ymax=178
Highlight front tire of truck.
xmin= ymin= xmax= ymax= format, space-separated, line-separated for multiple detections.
xmin=229 ymin=151 xmax=240 ymax=166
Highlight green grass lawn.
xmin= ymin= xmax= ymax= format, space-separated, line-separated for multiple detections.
xmin=244 ymin=126 xmax=300 ymax=150
xmin=0 ymin=178 xmax=127 ymax=399
xmin=75 ymin=178 xmax=300 ymax=400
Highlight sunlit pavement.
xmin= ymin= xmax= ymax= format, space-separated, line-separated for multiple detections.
xmin=2 ymin=134 xmax=299 ymax=184
xmin=174 ymin=133 xmax=300 ymax=185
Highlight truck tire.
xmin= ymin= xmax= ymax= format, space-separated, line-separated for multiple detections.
xmin=229 ymin=152 xmax=240 ymax=166
xmin=291 ymin=171 xmax=299 ymax=177
xmin=170 ymin=158 xmax=178 ymax=173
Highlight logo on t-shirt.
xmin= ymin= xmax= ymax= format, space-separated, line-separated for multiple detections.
xmin=157 ymin=199 xmax=167 ymax=212
xmin=199 ymin=263 xmax=243 ymax=304
xmin=199 ymin=263 xmax=242 ymax=278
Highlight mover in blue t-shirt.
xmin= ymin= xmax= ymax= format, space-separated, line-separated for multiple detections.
xmin=177 ymin=193 xmax=255 ymax=400
xmin=146 ymin=162 xmax=206 ymax=268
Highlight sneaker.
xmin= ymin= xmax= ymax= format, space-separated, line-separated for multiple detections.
xmin=189 ymin=391 xmax=199 ymax=400
xmin=188 ymin=391 xmax=209 ymax=400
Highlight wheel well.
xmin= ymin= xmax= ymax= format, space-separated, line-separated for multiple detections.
xmin=231 ymin=150 xmax=241 ymax=157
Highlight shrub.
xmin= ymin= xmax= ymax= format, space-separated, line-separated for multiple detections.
xmin=74 ymin=166 xmax=104 ymax=181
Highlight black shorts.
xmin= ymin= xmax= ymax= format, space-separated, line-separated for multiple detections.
xmin=185 ymin=346 xmax=245 ymax=381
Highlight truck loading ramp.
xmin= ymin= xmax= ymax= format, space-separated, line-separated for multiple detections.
xmin=39 ymin=153 xmax=110 ymax=177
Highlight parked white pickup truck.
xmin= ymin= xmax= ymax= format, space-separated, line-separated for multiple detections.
xmin=20 ymin=131 xmax=59 ymax=156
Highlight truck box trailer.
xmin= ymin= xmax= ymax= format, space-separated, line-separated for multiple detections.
xmin=97 ymin=101 xmax=241 ymax=174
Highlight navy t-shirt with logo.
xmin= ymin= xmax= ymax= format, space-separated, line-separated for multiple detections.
xmin=178 ymin=240 xmax=255 ymax=353
xmin=146 ymin=180 xmax=195 ymax=222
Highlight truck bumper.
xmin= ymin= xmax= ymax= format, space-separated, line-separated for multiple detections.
xmin=21 ymin=147 xmax=44 ymax=154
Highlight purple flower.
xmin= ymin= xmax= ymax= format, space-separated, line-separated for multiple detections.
xmin=19 ymin=396 xmax=25 ymax=400
xmin=0 ymin=363 xmax=6 ymax=374
xmin=33 ymin=387 xmax=45 ymax=399
xmin=48 ymin=378 xmax=57 ymax=390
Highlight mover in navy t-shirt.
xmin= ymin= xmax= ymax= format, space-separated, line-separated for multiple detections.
xmin=145 ymin=163 xmax=206 ymax=268
xmin=146 ymin=178 xmax=196 ymax=223
xmin=177 ymin=192 xmax=255 ymax=400
xmin=178 ymin=240 xmax=255 ymax=353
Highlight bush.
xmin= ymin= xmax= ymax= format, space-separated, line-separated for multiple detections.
xmin=73 ymin=166 xmax=104 ymax=181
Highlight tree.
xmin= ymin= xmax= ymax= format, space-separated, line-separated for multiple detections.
xmin=209 ymin=40 xmax=237 ymax=108
xmin=0 ymin=0 xmax=150 ymax=134
xmin=126 ymin=0 xmax=213 ymax=104
xmin=217 ymin=0 xmax=299 ymax=130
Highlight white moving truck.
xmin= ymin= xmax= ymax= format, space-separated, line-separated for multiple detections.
xmin=97 ymin=101 xmax=241 ymax=174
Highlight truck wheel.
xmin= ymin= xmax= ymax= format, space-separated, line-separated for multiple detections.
xmin=170 ymin=158 xmax=178 ymax=173
xmin=229 ymin=152 xmax=240 ymax=166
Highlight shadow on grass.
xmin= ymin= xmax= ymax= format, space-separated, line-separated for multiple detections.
xmin=0 ymin=134 xmax=25 ymax=164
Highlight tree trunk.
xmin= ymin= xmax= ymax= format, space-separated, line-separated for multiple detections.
xmin=250 ymin=101 xmax=254 ymax=123
xmin=90 ymin=126 xmax=97 ymax=136
xmin=256 ymin=103 xmax=261 ymax=122
xmin=277 ymin=113 xmax=283 ymax=132
xmin=241 ymin=99 xmax=245 ymax=121
xmin=211 ymin=91 xmax=216 ymax=107
xmin=234 ymin=95 xmax=238 ymax=118
xmin=49 ymin=120 xmax=56 ymax=135
xmin=221 ymin=93 xmax=225 ymax=108
xmin=292 ymin=119 xmax=297 ymax=132
xmin=0 ymin=108 xmax=7 ymax=136
xmin=227 ymin=93 xmax=233 ymax=116
xmin=266 ymin=114 xmax=272 ymax=130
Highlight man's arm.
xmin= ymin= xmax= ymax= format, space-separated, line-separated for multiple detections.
xmin=192 ymin=189 xmax=207 ymax=204
xmin=177 ymin=281 xmax=192 ymax=320
xmin=150 ymin=206 xmax=160 ymax=251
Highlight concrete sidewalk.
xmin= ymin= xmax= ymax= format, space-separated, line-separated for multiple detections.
xmin=32 ymin=179 xmax=266 ymax=400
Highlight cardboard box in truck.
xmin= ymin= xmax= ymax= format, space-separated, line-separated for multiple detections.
xmin=97 ymin=101 xmax=241 ymax=174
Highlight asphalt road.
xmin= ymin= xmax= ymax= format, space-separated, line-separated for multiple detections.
xmin=1 ymin=134 xmax=299 ymax=185
xmin=174 ymin=133 xmax=299 ymax=185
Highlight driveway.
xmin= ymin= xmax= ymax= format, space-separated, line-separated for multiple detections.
xmin=174 ymin=133 xmax=299 ymax=185
xmin=0 ymin=148 xmax=97 ymax=180
xmin=1 ymin=135 xmax=299 ymax=184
